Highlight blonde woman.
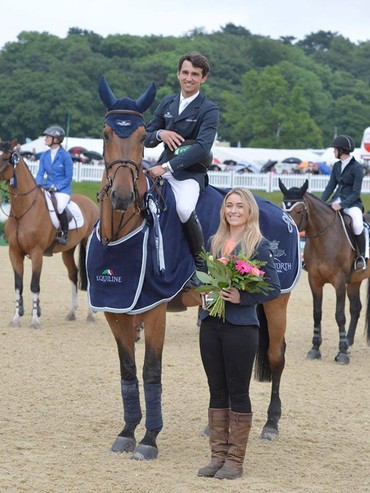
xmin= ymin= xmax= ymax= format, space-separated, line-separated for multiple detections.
xmin=198 ymin=188 xmax=280 ymax=480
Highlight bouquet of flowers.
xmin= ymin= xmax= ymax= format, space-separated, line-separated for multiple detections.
xmin=196 ymin=250 xmax=272 ymax=321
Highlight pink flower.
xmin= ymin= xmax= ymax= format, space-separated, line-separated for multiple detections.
xmin=251 ymin=266 xmax=263 ymax=276
xmin=218 ymin=257 xmax=229 ymax=265
xmin=235 ymin=260 xmax=252 ymax=274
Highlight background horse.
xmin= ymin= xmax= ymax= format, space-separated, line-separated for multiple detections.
xmin=86 ymin=77 xmax=299 ymax=461
xmin=279 ymin=178 xmax=370 ymax=364
xmin=0 ymin=140 xmax=99 ymax=328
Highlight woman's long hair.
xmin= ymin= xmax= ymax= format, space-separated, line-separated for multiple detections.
xmin=211 ymin=188 xmax=262 ymax=257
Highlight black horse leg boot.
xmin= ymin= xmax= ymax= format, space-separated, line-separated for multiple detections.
xmin=354 ymin=230 xmax=367 ymax=271
xmin=56 ymin=209 xmax=69 ymax=245
xmin=183 ymin=211 xmax=206 ymax=275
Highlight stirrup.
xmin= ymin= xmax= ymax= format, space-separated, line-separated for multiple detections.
xmin=55 ymin=232 xmax=68 ymax=245
xmin=354 ymin=256 xmax=367 ymax=272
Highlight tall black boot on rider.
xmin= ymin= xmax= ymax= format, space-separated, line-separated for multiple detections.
xmin=354 ymin=230 xmax=367 ymax=271
xmin=56 ymin=209 xmax=69 ymax=245
xmin=183 ymin=211 xmax=207 ymax=286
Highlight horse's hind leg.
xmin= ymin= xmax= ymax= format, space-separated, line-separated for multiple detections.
xmin=259 ymin=294 xmax=289 ymax=440
xmin=334 ymin=283 xmax=350 ymax=364
xmin=29 ymin=252 xmax=43 ymax=329
xmin=105 ymin=313 xmax=142 ymax=454
xmin=62 ymin=249 xmax=78 ymax=321
xmin=346 ymin=281 xmax=362 ymax=347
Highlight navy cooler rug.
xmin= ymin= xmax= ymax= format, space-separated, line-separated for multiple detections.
xmin=86 ymin=183 xmax=300 ymax=313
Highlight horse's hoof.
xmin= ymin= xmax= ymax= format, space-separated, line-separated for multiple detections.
xmin=29 ymin=321 xmax=41 ymax=329
xmin=110 ymin=436 xmax=136 ymax=453
xmin=131 ymin=444 xmax=158 ymax=461
xmin=260 ymin=426 xmax=279 ymax=441
xmin=65 ymin=311 xmax=76 ymax=321
xmin=335 ymin=352 xmax=350 ymax=365
xmin=307 ymin=348 xmax=321 ymax=360
xmin=9 ymin=320 xmax=21 ymax=328
xmin=86 ymin=313 xmax=95 ymax=323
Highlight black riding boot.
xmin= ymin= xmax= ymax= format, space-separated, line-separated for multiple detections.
xmin=182 ymin=211 xmax=206 ymax=274
xmin=354 ymin=230 xmax=367 ymax=271
xmin=56 ymin=209 xmax=69 ymax=245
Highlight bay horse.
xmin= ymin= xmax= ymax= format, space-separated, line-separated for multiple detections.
xmin=86 ymin=77 xmax=299 ymax=460
xmin=0 ymin=140 xmax=100 ymax=328
xmin=279 ymin=178 xmax=370 ymax=364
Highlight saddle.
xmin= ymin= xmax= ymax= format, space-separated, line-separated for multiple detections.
xmin=340 ymin=211 xmax=369 ymax=250
xmin=49 ymin=193 xmax=73 ymax=225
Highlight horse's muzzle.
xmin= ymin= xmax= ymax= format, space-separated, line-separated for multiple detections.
xmin=110 ymin=189 xmax=134 ymax=211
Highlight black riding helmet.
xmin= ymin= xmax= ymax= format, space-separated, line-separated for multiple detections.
xmin=43 ymin=125 xmax=65 ymax=144
xmin=330 ymin=135 xmax=355 ymax=153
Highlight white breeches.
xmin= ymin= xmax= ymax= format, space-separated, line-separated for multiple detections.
xmin=54 ymin=192 xmax=70 ymax=214
xmin=163 ymin=173 xmax=200 ymax=223
xmin=333 ymin=199 xmax=363 ymax=235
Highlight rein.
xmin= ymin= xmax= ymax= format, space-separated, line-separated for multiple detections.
xmin=283 ymin=198 xmax=339 ymax=238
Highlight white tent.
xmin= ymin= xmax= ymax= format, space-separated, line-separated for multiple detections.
xmin=21 ymin=136 xmax=164 ymax=162
xmin=21 ymin=137 xmax=333 ymax=169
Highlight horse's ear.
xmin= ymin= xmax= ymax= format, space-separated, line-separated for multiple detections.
xmin=278 ymin=178 xmax=288 ymax=195
xmin=11 ymin=138 xmax=18 ymax=149
xmin=98 ymin=76 xmax=117 ymax=109
xmin=135 ymin=82 xmax=156 ymax=113
xmin=302 ymin=179 xmax=309 ymax=194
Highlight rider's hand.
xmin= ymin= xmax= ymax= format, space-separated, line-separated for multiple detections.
xmin=159 ymin=130 xmax=185 ymax=151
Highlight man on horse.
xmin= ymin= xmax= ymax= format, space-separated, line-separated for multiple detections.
xmin=35 ymin=125 xmax=73 ymax=245
xmin=322 ymin=135 xmax=367 ymax=271
xmin=144 ymin=52 xmax=219 ymax=274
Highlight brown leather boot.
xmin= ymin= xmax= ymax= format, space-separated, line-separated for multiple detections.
xmin=214 ymin=411 xmax=252 ymax=480
xmin=197 ymin=408 xmax=229 ymax=477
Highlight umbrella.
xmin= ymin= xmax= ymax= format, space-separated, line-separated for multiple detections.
xmin=260 ymin=159 xmax=277 ymax=173
xmin=68 ymin=146 xmax=87 ymax=155
xmin=82 ymin=150 xmax=104 ymax=161
xmin=317 ymin=162 xmax=331 ymax=175
xmin=282 ymin=156 xmax=302 ymax=164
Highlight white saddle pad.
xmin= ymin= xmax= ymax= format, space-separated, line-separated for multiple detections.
xmin=44 ymin=192 xmax=84 ymax=230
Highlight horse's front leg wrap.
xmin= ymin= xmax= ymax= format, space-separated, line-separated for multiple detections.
xmin=144 ymin=382 xmax=163 ymax=432
xmin=121 ymin=379 xmax=142 ymax=425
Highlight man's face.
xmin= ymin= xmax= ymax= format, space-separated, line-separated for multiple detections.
xmin=177 ymin=60 xmax=207 ymax=98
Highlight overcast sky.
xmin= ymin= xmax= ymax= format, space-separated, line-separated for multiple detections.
xmin=1 ymin=0 xmax=369 ymax=49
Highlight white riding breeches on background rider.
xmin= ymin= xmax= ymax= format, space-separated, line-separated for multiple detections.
xmin=333 ymin=198 xmax=363 ymax=235
xmin=54 ymin=192 xmax=70 ymax=214
xmin=162 ymin=172 xmax=200 ymax=223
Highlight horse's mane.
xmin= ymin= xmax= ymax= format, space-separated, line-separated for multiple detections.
xmin=306 ymin=191 xmax=333 ymax=211
xmin=0 ymin=141 xmax=12 ymax=152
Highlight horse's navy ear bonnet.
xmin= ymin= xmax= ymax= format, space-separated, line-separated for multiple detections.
xmin=99 ymin=76 xmax=156 ymax=138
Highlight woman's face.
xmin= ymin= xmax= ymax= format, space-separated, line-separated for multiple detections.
xmin=224 ymin=193 xmax=249 ymax=227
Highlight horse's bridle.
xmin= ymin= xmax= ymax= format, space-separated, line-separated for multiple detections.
xmin=98 ymin=109 xmax=147 ymax=245
xmin=282 ymin=197 xmax=338 ymax=238
xmin=0 ymin=151 xmax=40 ymax=220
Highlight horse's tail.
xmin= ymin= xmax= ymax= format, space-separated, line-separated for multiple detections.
xmin=78 ymin=241 xmax=88 ymax=291
xmin=366 ymin=279 xmax=370 ymax=345
xmin=254 ymin=304 xmax=272 ymax=382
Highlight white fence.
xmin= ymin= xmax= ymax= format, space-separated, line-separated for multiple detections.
xmin=25 ymin=161 xmax=370 ymax=194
